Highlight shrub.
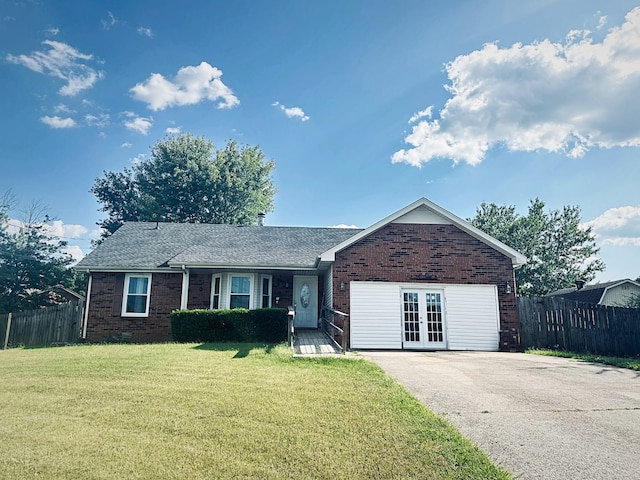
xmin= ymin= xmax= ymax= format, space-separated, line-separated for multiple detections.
xmin=171 ymin=308 xmax=287 ymax=343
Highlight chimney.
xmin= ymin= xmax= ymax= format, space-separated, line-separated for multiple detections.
xmin=575 ymin=279 xmax=586 ymax=290
xmin=257 ymin=213 xmax=266 ymax=227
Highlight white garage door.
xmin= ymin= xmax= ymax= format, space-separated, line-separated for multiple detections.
xmin=350 ymin=282 xmax=500 ymax=351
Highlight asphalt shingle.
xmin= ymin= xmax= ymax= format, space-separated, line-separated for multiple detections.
xmin=76 ymin=222 xmax=362 ymax=270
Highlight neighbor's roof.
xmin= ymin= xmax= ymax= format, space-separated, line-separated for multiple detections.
xmin=75 ymin=222 xmax=362 ymax=271
xmin=548 ymin=279 xmax=640 ymax=304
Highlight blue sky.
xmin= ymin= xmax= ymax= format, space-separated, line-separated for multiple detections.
xmin=1 ymin=0 xmax=639 ymax=283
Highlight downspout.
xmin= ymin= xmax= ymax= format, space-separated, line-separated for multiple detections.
xmin=180 ymin=266 xmax=189 ymax=310
xmin=82 ymin=273 xmax=92 ymax=339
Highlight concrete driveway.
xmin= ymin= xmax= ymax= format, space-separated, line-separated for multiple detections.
xmin=361 ymin=351 xmax=640 ymax=480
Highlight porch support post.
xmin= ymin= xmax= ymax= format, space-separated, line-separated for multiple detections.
xmin=180 ymin=268 xmax=190 ymax=310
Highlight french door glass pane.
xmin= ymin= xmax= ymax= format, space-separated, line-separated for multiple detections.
xmin=403 ymin=292 xmax=420 ymax=342
xmin=425 ymin=292 xmax=443 ymax=342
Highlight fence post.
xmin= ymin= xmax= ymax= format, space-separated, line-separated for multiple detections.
xmin=3 ymin=313 xmax=11 ymax=350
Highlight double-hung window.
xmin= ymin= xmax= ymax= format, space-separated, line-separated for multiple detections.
xmin=122 ymin=273 xmax=151 ymax=316
xmin=229 ymin=275 xmax=252 ymax=309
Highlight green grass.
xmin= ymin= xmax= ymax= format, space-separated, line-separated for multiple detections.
xmin=0 ymin=343 xmax=510 ymax=480
xmin=527 ymin=349 xmax=640 ymax=371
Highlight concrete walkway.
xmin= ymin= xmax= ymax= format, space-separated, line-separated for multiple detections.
xmin=361 ymin=351 xmax=640 ymax=480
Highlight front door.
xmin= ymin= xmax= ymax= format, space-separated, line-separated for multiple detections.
xmin=401 ymin=290 xmax=446 ymax=349
xmin=293 ymin=276 xmax=318 ymax=328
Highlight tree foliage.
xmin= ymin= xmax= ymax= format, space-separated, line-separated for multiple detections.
xmin=0 ymin=195 xmax=74 ymax=314
xmin=92 ymin=134 xmax=277 ymax=238
xmin=470 ymin=198 xmax=605 ymax=296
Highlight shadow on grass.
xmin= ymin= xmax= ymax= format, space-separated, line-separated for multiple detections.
xmin=193 ymin=342 xmax=280 ymax=358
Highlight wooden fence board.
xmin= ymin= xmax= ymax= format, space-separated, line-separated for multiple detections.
xmin=518 ymin=296 xmax=640 ymax=356
xmin=1 ymin=301 xmax=83 ymax=348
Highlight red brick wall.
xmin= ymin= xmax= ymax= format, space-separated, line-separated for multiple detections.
xmin=86 ymin=272 xmax=182 ymax=342
xmin=331 ymin=223 xmax=519 ymax=349
xmin=187 ymin=273 xmax=212 ymax=309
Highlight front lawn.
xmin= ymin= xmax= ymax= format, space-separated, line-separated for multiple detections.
xmin=0 ymin=343 xmax=510 ymax=479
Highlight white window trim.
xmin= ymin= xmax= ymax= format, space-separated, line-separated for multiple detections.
xmin=227 ymin=273 xmax=255 ymax=310
xmin=260 ymin=274 xmax=273 ymax=308
xmin=122 ymin=273 xmax=152 ymax=317
xmin=210 ymin=274 xmax=223 ymax=310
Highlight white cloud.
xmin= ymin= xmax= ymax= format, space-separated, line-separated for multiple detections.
xmin=327 ymin=224 xmax=359 ymax=229
xmin=47 ymin=27 xmax=60 ymax=36
xmin=6 ymin=40 xmax=104 ymax=96
xmin=165 ymin=126 xmax=181 ymax=134
xmin=583 ymin=205 xmax=640 ymax=246
xmin=40 ymin=115 xmax=76 ymax=128
xmin=130 ymin=61 xmax=239 ymax=111
xmin=137 ymin=27 xmax=154 ymax=38
xmin=85 ymin=113 xmax=110 ymax=128
xmin=102 ymin=11 xmax=117 ymax=30
xmin=123 ymin=115 xmax=153 ymax=135
xmin=393 ymin=7 xmax=640 ymax=167
xmin=597 ymin=14 xmax=608 ymax=30
xmin=131 ymin=153 xmax=147 ymax=164
xmin=62 ymin=244 xmax=85 ymax=262
xmin=408 ymin=106 xmax=433 ymax=123
xmin=53 ymin=103 xmax=73 ymax=114
xmin=121 ymin=142 xmax=132 ymax=148
xmin=6 ymin=219 xmax=88 ymax=262
xmin=44 ymin=220 xmax=88 ymax=239
xmin=272 ymin=101 xmax=310 ymax=121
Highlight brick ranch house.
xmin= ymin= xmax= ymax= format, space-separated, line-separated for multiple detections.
xmin=75 ymin=198 xmax=527 ymax=351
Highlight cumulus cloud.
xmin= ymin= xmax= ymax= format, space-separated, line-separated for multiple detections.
xmin=85 ymin=113 xmax=110 ymax=128
xmin=123 ymin=112 xmax=153 ymax=134
xmin=6 ymin=40 xmax=104 ymax=96
xmin=327 ymin=224 xmax=359 ymax=229
xmin=393 ymin=7 xmax=640 ymax=167
xmin=41 ymin=115 xmax=75 ymax=128
xmin=583 ymin=206 xmax=640 ymax=246
xmin=272 ymin=101 xmax=310 ymax=121
xmin=137 ymin=27 xmax=154 ymax=38
xmin=165 ymin=126 xmax=181 ymax=134
xmin=130 ymin=61 xmax=239 ymax=111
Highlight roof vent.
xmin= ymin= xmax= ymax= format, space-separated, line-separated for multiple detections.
xmin=575 ymin=279 xmax=586 ymax=290
xmin=257 ymin=213 xmax=266 ymax=227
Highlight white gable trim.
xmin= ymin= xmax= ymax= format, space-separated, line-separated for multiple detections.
xmin=318 ymin=197 xmax=527 ymax=266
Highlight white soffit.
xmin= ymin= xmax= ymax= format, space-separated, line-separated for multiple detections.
xmin=392 ymin=204 xmax=450 ymax=224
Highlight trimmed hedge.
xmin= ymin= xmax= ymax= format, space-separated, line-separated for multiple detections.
xmin=171 ymin=308 xmax=288 ymax=343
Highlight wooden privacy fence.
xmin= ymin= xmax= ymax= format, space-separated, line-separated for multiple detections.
xmin=518 ymin=296 xmax=640 ymax=357
xmin=0 ymin=301 xmax=83 ymax=349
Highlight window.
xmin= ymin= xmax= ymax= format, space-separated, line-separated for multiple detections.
xmin=122 ymin=274 xmax=151 ymax=316
xmin=210 ymin=275 xmax=222 ymax=309
xmin=261 ymin=275 xmax=272 ymax=308
xmin=229 ymin=275 xmax=252 ymax=309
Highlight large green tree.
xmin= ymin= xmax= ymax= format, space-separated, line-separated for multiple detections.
xmin=92 ymin=134 xmax=277 ymax=238
xmin=470 ymin=198 xmax=605 ymax=296
xmin=0 ymin=196 xmax=74 ymax=313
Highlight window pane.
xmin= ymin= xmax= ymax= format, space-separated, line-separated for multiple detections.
xmin=231 ymin=276 xmax=250 ymax=294
xmin=126 ymin=295 xmax=147 ymax=313
xmin=230 ymin=295 xmax=250 ymax=309
xmin=213 ymin=276 xmax=221 ymax=295
xmin=211 ymin=295 xmax=219 ymax=309
xmin=128 ymin=277 xmax=149 ymax=294
xmin=262 ymin=278 xmax=269 ymax=295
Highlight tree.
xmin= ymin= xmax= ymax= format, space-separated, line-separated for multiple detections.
xmin=470 ymin=198 xmax=605 ymax=296
xmin=0 ymin=195 xmax=74 ymax=313
xmin=92 ymin=134 xmax=277 ymax=238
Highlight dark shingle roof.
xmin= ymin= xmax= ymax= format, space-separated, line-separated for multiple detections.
xmin=76 ymin=222 xmax=362 ymax=270
xmin=548 ymin=279 xmax=636 ymax=304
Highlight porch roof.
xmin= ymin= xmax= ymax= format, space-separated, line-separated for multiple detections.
xmin=75 ymin=222 xmax=362 ymax=271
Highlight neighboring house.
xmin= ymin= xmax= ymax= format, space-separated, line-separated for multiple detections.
xmin=548 ymin=279 xmax=640 ymax=307
xmin=75 ymin=198 xmax=527 ymax=351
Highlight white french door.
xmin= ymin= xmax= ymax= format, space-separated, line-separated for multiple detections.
xmin=401 ymin=290 xmax=446 ymax=349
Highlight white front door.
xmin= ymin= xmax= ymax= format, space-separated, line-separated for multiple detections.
xmin=401 ymin=290 xmax=446 ymax=349
xmin=293 ymin=276 xmax=318 ymax=328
